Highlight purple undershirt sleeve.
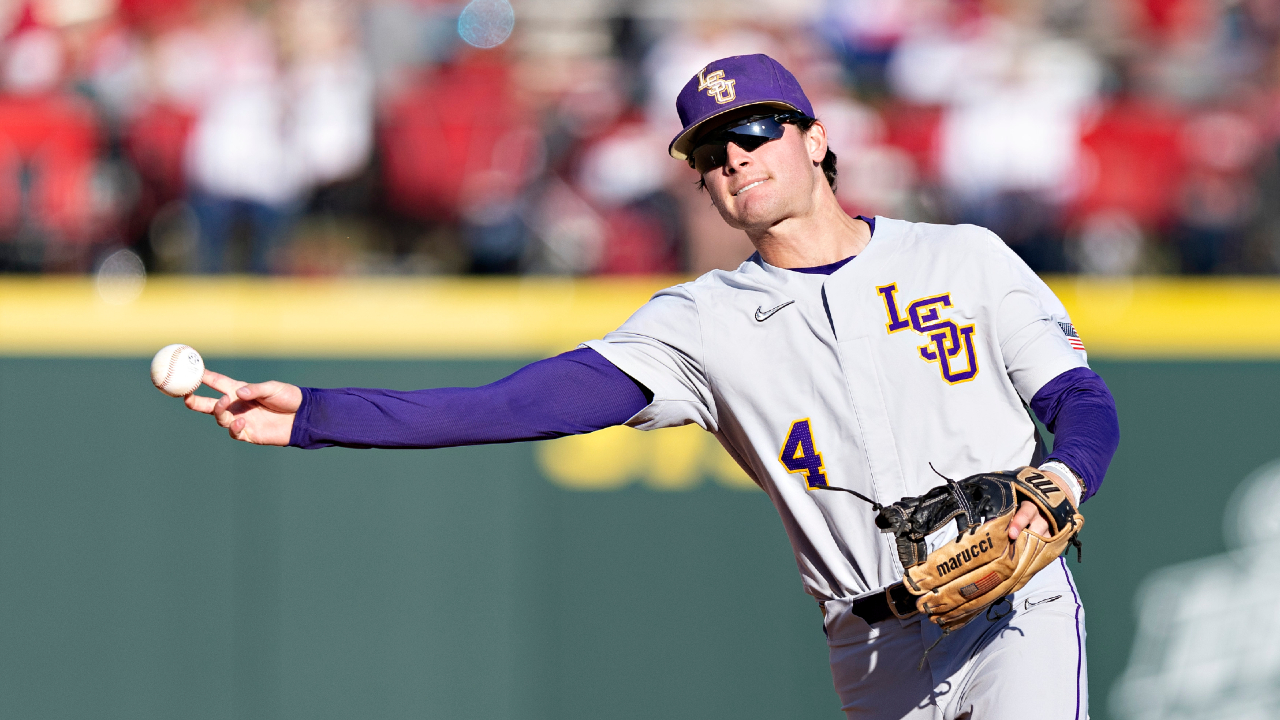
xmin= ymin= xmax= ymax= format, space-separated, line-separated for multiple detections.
xmin=288 ymin=347 xmax=652 ymax=450
xmin=1030 ymin=366 xmax=1120 ymax=502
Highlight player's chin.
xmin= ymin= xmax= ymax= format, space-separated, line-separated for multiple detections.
xmin=715 ymin=195 xmax=780 ymax=229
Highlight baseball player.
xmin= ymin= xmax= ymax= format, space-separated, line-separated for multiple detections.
xmin=184 ymin=54 xmax=1119 ymax=720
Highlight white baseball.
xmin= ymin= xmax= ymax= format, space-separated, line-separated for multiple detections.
xmin=151 ymin=344 xmax=205 ymax=397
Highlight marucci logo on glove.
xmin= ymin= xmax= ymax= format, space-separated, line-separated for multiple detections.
xmin=935 ymin=533 xmax=998 ymax=577
xmin=876 ymin=283 xmax=979 ymax=384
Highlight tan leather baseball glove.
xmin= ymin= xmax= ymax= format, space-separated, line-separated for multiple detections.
xmin=875 ymin=467 xmax=1084 ymax=631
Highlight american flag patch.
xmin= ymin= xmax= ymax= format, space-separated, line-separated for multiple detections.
xmin=1058 ymin=322 xmax=1086 ymax=352
xmin=960 ymin=571 xmax=1003 ymax=599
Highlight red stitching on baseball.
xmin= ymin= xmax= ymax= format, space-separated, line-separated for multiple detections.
xmin=163 ymin=345 xmax=188 ymax=393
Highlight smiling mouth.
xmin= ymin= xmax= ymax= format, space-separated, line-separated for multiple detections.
xmin=734 ymin=180 xmax=766 ymax=196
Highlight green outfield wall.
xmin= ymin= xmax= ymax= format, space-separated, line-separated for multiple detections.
xmin=2 ymin=278 xmax=1279 ymax=720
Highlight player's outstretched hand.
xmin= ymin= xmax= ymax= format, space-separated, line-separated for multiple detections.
xmin=184 ymin=369 xmax=301 ymax=446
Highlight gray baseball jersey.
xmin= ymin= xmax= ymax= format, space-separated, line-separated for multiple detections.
xmin=585 ymin=217 xmax=1088 ymax=604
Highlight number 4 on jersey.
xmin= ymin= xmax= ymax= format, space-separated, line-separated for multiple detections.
xmin=779 ymin=419 xmax=828 ymax=489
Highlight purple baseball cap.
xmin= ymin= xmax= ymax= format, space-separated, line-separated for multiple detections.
xmin=669 ymin=54 xmax=815 ymax=161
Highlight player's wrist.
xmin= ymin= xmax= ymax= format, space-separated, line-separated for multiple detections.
xmin=1037 ymin=460 xmax=1082 ymax=506
xmin=286 ymin=386 xmax=314 ymax=448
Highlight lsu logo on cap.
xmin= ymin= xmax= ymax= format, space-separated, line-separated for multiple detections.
xmin=697 ymin=68 xmax=736 ymax=104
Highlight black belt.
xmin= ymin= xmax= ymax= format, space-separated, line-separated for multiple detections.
xmin=849 ymin=582 xmax=919 ymax=624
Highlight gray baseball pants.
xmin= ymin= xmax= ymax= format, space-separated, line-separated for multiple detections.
xmin=824 ymin=558 xmax=1087 ymax=720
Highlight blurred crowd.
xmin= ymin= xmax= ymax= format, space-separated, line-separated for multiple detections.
xmin=4 ymin=0 xmax=1280 ymax=276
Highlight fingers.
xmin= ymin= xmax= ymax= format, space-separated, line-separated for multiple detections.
xmin=229 ymin=416 xmax=250 ymax=443
xmin=1008 ymin=501 xmax=1040 ymax=540
xmin=213 ymin=395 xmax=250 ymax=428
xmin=187 ymin=374 xmax=299 ymax=446
xmin=1008 ymin=500 xmax=1053 ymax=539
xmin=236 ymin=381 xmax=303 ymax=412
xmin=202 ymin=369 xmax=247 ymax=396
xmin=185 ymin=393 xmax=218 ymax=414
xmin=210 ymin=393 xmax=245 ymax=428
xmin=236 ymin=382 xmax=274 ymax=401
xmin=1029 ymin=514 xmax=1050 ymax=537
xmin=189 ymin=371 xmax=254 ymax=425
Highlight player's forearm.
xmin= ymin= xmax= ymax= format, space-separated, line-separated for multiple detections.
xmin=288 ymin=348 xmax=651 ymax=449
xmin=1029 ymin=366 xmax=1119 ymax=502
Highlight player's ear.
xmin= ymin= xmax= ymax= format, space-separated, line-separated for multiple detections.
xmin=804 ymin=120 xmax=828 ymax=164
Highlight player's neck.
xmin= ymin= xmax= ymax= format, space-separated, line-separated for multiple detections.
xmin=751 ymin=193 xmax=871 ymax=269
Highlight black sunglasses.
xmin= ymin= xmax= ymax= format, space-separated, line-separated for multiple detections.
xmin=689 ymin=112 xmax=808 ymax=173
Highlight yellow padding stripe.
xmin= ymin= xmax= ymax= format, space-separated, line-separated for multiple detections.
xmin=1050 ymin=278 xmax=1280 ymax=358
xmin=1 ymin=276 xmax=1278 ymax=358
xmin=0 ymin=276 xmax=674 ymax=358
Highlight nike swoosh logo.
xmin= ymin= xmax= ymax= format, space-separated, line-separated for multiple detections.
xmin=1024 ymin=595 xmax=1062 ymax=610
xmin=754 ymin=300 xmax=795 ymax=322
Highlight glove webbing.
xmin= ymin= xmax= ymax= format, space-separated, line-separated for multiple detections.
xmin=929 ymin=464 xmax=978 ymax=534
xmin=949 ymin=480 xmax=975 ymax=533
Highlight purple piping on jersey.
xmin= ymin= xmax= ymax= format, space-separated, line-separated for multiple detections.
xmin=289 ymin=347 xmax=650 ymax=449
xmin=785 ymin=216 xmax=874 ymax=275
xmin=1031 ymin=367 xmax=1118 ymax=502
xmin=1060 ymin=557 xmax=1084 ymax=720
